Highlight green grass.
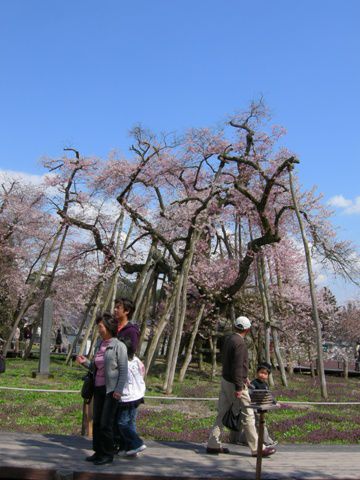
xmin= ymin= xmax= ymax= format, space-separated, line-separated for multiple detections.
xmin=1 ymin=356 xmax=360 ymax=443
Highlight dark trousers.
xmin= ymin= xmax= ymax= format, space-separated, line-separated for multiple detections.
xmin=93 ymin=386 xmax=118 ymax=458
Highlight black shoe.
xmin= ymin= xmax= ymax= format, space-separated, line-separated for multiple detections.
xmin=85 ymin=453 xmax=100 ymax=462
xmin=93 ymin=456 xmax=113 ymax=465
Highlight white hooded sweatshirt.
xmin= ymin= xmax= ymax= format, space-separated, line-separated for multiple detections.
xmin=120 ymin=355 xmax=146 ymax=403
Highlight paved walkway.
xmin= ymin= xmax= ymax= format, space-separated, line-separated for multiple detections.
xmin=0 ymin=432 xmax=358 ymax=480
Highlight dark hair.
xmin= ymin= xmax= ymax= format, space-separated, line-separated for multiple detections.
xmin=115 ymin=297 xmax=135 ymax=320
xmin=96 ymin=312 xmax=118 ymax=337
xmin=120 ymin=336 xmax=135 ymax=360
xmin=257 ymin=362 xmax=272 ymax=373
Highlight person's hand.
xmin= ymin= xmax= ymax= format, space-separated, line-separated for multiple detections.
xmin=245 ymin=377 xmax=251 ymax=386
xmin=113 ymin=391 xmax=121 ymax=400
xmin=234 ymin=390 xmax=242 ymax=399
xmin=76 ymin=355 xmax=86 ymax=365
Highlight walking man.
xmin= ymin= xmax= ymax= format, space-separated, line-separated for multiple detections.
xmin=206 ymin=316 xmax=276 ymax=458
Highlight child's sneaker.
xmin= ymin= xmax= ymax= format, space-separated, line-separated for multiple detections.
xmin=115 ymin=449 xmax=126 ymax=456
xmin=126 ymin=445 xmax=147 ymax=456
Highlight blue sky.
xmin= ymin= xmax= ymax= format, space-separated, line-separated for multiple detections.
xmin=0 ymin=0 xmax=359 ymax=302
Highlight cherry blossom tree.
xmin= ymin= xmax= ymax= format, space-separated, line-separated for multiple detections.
xmin=91 ymin=103 xmax=300 ymax=392
xmin=0 ymin=178 xmax=56 ymax=354
xmin=2 ymin=101 xmax=358 ymax=399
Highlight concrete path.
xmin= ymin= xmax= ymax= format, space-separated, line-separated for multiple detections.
xmin=0 ymin=432 xmax=358 ymax=480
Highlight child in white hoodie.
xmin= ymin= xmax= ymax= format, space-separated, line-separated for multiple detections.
xmin=117 ymin=337 xmax=146 ymax=456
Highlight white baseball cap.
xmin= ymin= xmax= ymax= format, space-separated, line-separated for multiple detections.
xmin=234 ymin=316 xmax=251 ymax=330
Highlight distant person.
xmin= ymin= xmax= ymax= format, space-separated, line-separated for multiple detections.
xmin=23 ymin=324 xmax=32 ymax=349
xmin=77 ymin=313 xmax=128 ymax=466
xmin=116 ymin=337 xmax=146 ymax=456
xmin=53 ymin=328 xmax=63 ymax=353
xmin=206 ymin=316 xmax=276 ymax=458
xmin=13 ymin=327 xmax=20 ymax=354
xmin=355 ymin=341 xmax=360 ymax=372
xmin=0 ymin=353 xmax=5 ymax=374
xmin=230 ymin=362 xmax=277 ymax=447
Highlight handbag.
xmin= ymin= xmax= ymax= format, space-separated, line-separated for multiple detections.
xmin=0 ymin=355 xmax=5 ymax=374
xmin=222 ymin=403 xmax=241 ymax=431
xmin=81 ymin=369 xmax=95 ymax=403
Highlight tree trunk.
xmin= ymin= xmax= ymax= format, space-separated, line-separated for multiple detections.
xmin=163 ymin=268 xmax=186 ymax=393
xmin=78 ymin=281 xmax=105 ymax=356
xmin=143 ymin=284 xmax=177 ymax=375
xmin=178 ymin=304 xmax=205 ymax=382
xmin=256 ymin=255 xmax=274 ymax=387
xmin=271 ymin=327 xmax=288 ymax=386
xmin=132 ymin=244 xmax=157 ymax=310
xmin=196 ymin=338 xmax=204 ymax=372
xmin=308 ymin=347 xmax=316 ymax=378
xmin=286 ymin=353 xmax=295 ymax=377
xmin=65 ymin=285 xmax=99 ymax=364
xmin=273 ymin=254 xmax=292 ymax=381
xmin=163 ymin=230 xmax=200 ymax=394
xmin=141 ymin=273 xmax=164 ymax=359
xmin=100 ymin=214 xmax=132 ymax=314
xmin=4 ymin=225 xmax=65 ymax=357
xmin=136 ymin=274 xmax=156 ymax=355
xmin=23 ymin=225 xmax=72 ymax=358
xmin=343 ymin=358 xmax=349 ymax=380
xmin=209 ymin=333 xmax=218 ymax=381
xmin=70 ymin=213 xmax=128 ymax=358
xmin=289 ymin=166 xmax=328 ymax=399
xmin=260 ymin=254 xmax=288 ymax=387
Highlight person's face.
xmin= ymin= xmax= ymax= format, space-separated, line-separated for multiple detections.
xmin=97 ymin=321 xmax=108 ymax=339
xmin=114 ymin=303 xmax=128 ymax=322
xmin=257 ymin=368 xmax=269 ymax=382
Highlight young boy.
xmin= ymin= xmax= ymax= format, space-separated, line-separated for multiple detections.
xmin=229 ymin=362 xmax=277 ymax=447
xmin=249 ymin=362 xmax=277 ymax=447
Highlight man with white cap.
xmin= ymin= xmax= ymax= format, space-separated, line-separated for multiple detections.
xmin=206 ymin=316 xmax=276 ymax=458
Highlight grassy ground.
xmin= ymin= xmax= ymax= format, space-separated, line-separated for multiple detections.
xmin=0 ymin=356 xmax=359 ymax=444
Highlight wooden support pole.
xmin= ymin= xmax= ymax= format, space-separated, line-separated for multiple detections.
xmin=81 ymin=399 xmax=93 ymax=437
xmin=255 ymin=410 xmax=265 ymax=480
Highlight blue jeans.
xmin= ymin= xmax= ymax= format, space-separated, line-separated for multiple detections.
xmin=117 ymin=406 xmax=144 ymax=452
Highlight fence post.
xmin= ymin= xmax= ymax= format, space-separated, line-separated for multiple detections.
xmin=81 ymin=399 xmax=93 ymax=437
